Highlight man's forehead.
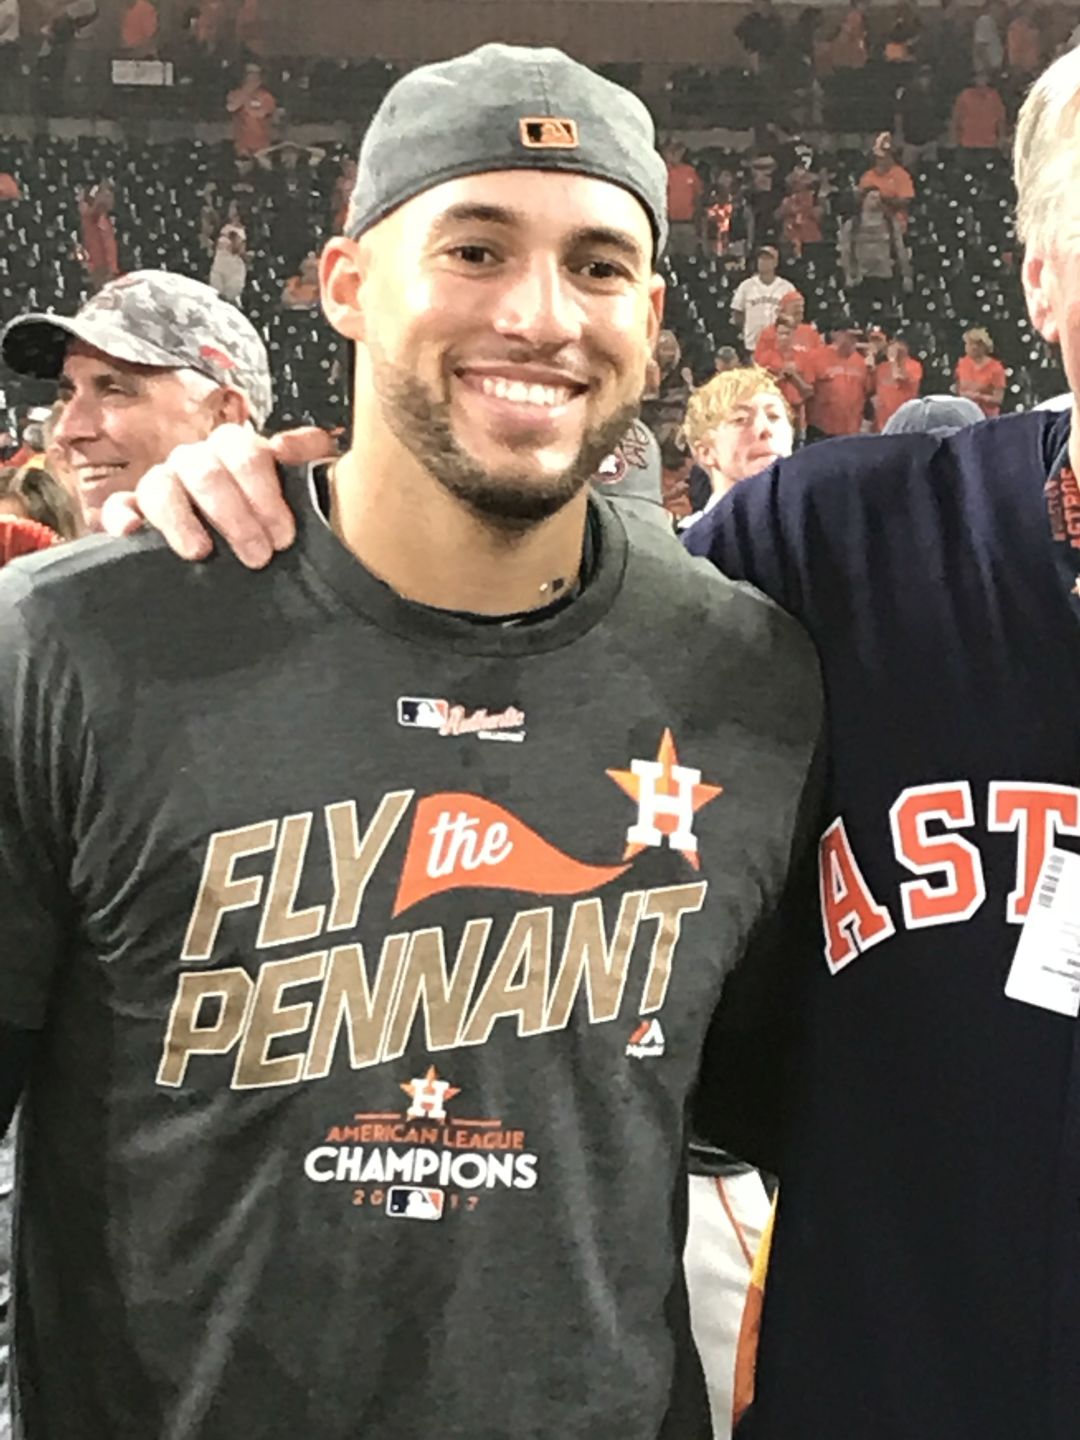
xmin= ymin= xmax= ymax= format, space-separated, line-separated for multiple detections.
xmin=405 ymin=169 xmax=654 ymax=246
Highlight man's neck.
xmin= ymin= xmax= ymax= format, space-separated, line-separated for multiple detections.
xmin=328 ymin=445 xmax=591 ymax=617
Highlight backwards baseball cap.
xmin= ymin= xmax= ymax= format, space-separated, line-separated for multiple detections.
xmin=1 ymin=271 xmax=274 ymax=428
xmin=882 ymin=395 xmax=984 ymax=437
xmin=344 ymin=44 xmax=669 ymax=256
xmin=592 ymin=419 xmax=671 ymax=529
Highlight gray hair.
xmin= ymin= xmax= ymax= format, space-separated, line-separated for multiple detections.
xmin=1015 ymin=46 xmax=1080 ymax=250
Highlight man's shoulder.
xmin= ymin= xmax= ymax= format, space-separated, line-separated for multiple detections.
xmin=620 ymin=507 xmax=819 ymax=674
xmin=0 ymin=528 xmax=264 ymax=638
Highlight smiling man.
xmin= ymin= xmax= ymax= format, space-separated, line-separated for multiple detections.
xmin=0 ymin=271 xmax=272 ymax=530
xmin=0 ymin=45 xmax=820 ymax=1440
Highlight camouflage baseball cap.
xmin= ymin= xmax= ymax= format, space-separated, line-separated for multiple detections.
xmin=0 ymin=271 xmax=273 ymax=428
xmin=592 ymin=419 xmax=671 ymax=529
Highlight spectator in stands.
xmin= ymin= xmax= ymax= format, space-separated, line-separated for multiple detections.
xmin=119 ymin=0 xmax=158 ymax=56
xmin=929 ymin=0 xmax=972 ymax=102
xmin=0 ymin=464 xmax=80 ymax=539
xmin=281 ymin=253 xmax=320 ymax=311
xmin=0 ymin=167 xmax=20 ymax=202
xmin=884 ymin=0 xmax=922 ymax=67
xmin=972 ymin=0 xmax=1006 ymax=77
xmin=209 ymin=212 xmax=248 ymax=305
xmin=76 ymin=182 xmax=119 ymax=292
xmin=227 ymin=62 xmax=277 ymax=157
xmin=35 ymin=1 xmax=98 ymax=103
xmin=859 ymin=134 xmax=915 ymax=231
xmin=954 ymin=326 xmax=1007 ymax=416
xmin=952 ymin=69 xmax=1009 ymax=149
xmin=807 ymin=321 xmax=872 ymax=439
xmin=895 ymin=64 xmax=950 ymax=165
xmin=1006 ymin=0 xmax=1041 ymax=83
xmin=664 ymin=141 xmax=703 ymax=256
xmin=0 ymin=272 xmax=273 ymax=532
xmin=257 ymin=138 xmax=326 ymax=266
xmin=714 ymin=346 xmax=741 ymax=375
xmin=777 ymin=169 xmax=822 ymax=259
xmin=641 ymin=329 xmax=694 ymax=441
xmin=829 ymin=0 xmax=869 ymax=70
xmin=234 ymin=0 xmax=264 ymax=57
xmin=736 ymin=0 xmax=785 ymax=73
xmin=871 ymin=334 xmax=924 ymax=430
xmin=679 ymin=367 xmax=794 ymax=528
xmin=731 ymin=246 xmax=795 ymax=355
xmin=839 ymin=187 xmax=913 ymax=312
xmin=755 ymin=291 xmax=821 ymax=435
xmin=746 ymin=153 xmax=780 ymax=250
xmin=194 ymin=0 xmax=224 ymax=53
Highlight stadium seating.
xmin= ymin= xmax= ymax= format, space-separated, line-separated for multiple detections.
xmin=0 ymin=134 xmax=1066 ymax=432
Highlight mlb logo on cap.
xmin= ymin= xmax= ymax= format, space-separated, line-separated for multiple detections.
xmin=387 ymin=1186 xmax=445 ymax=1221
xmin=519 ymin=117 xmax=579 ymax=149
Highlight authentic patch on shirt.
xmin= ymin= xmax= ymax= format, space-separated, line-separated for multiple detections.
xmin=397 ymin=696 xmax=526 ymax=743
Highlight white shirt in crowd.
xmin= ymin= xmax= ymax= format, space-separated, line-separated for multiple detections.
xmin=973 ymin=11 xmax=1004 ymax=72
xmin=730 ymin=274 xmax=796 ymax=351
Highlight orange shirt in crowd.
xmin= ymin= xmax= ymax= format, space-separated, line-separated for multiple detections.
xmin=1006 ymin=15 xmax=1040 ymax=74
xmin=229 ymin=85 xmax=277 ymax=156
xmin=955 ymin=355 xmax=1007 ymax=417
xmin=120 ymin=0 xmax=158 ymax=51
xmin=809 ymin=347 xmax=871 ymax=436
xmin=872 ymin=356 xmax=923 ymax=431
xmin=859 ymin=163 xmax=915 ymax=231
xmin=756 ymin=324 xmax=823 ymax=429
xmin=667 ymin=162 xmax=703 ymax=224
xmin=79 ymin=202 xmax=119 ymax=281
xmin=778 ymin=190 xmax=823 ymax=252
xmin=953 ymin=85 xmax=1006 ymax=148
xmin=0 ymin=173 xmax=21 ymax=201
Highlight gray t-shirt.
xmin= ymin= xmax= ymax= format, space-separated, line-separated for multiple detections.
xmin=0 ymin=475 xmax=821 ymax=1439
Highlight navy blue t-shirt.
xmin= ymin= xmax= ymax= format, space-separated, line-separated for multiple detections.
xmin=686 ymin=411 xmax=1080 ymax=1440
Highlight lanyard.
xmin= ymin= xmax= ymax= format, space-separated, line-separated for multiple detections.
xmin=1044 ymin=433 xmax=1080 ymax=619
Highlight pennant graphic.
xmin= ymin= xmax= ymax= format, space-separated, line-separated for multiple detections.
xmin=393 ymin=793 xmax=631 ymax=916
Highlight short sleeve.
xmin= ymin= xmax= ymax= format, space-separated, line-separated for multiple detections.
xmin=732 ymin=279 xmax=749 ymax=309
xmin=0 ymin=569 xmax=81 ymax=1029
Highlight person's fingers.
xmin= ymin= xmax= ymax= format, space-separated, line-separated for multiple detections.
xmin=133 ymin=462 xmax=215 ymax=562
xmin=155 ymin=433 xmax=276 ymax=568
xmin=268 ymin=426 xmax=337 ymax=468
xmin=99 ymin=490 xmax=148 ymax=537
xmin=209 ymin=423 xmax=297 ymax=553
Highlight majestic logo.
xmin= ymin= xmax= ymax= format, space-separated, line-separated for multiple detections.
xmin=398 ymin=696 xmax=526 ymax=743
xmin=401 ymin=1065 xmax=460 ymax=1121
xmin=519 ymin=117 xmax=579 ymax=149
xmin=607 ymin=729 xmax=724 ymax=870
xmin=626 ymin=1018 xmax=665 ymax=1058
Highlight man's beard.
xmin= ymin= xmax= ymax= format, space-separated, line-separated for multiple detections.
xmin=370 ymin=347 xmax=639 ymax=525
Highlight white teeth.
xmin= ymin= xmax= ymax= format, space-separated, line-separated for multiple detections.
xmin=478 ymin=376 xmax=573 ymax=407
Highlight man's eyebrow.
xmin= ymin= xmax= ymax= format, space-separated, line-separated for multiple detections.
xmin=428 ymin=205 xmax=647 ymax=267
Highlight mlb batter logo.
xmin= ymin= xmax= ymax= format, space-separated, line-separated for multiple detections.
xmin=398 ymin=697 xmax=450 ymax=730
xmin=387 ymin=1186 xmax=446 ymax=1222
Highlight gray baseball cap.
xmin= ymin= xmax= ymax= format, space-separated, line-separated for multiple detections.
xmin=1 ymin=271 xmax=274 ymax=429
xmin=345 ymin=44 xmax=668 ymax=256
xmin=882 ymin=395 xmax=984 ymax=437
xmin=592 ymin=419 xmax=671 ymax=529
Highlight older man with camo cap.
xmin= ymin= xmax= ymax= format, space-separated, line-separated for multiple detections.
xmin=0 ymin=270 xmax=273 ymax=530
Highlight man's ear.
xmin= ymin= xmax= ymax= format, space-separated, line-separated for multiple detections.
xmin=213 ymin=388 xmax=250 ymax=428
xmin=320 ymin=237 xmax=366 ymax=344
xmin=1023 ymin=248 xmax=1060 ymax=345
